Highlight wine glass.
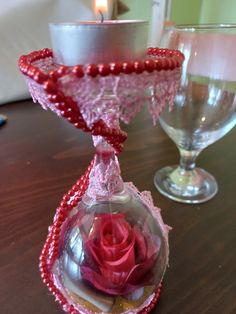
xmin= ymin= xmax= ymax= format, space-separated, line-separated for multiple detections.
xmin=19 ymin=44 xmax=184 ymax=313
xmin=154 ymin=24 xmax=236 ymax=204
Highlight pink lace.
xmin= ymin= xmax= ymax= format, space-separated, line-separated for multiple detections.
xmin=85 ymin=152 xmax=124 ymax=202
xmin=126 ymin=182 xmax=170 ymax=252
xmin=26 ymin=57 xmax=180 ymax=126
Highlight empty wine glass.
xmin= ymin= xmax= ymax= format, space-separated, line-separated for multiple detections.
xmin=154 ymin=24 xmax=236 ymax=203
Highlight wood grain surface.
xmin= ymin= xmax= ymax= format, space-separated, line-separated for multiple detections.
xmin=0 ymin=100 xmax=235 ymax=314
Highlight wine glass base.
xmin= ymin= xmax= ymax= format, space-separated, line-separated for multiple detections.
xmin=154 ymin=166 xmax=218 ymax=204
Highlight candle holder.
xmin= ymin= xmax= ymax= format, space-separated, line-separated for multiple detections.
xmin=19 ymin=47 xmax=183 ymax=314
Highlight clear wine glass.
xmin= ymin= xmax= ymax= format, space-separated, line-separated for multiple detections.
xmin=154 ymin=24 xmax=236 ymax=203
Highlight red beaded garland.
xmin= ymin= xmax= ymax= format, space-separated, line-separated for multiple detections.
xmin=19 ymin=47 xmax=184 ymax=79
xmin=39 ymin=160 xmax=95 ymax=313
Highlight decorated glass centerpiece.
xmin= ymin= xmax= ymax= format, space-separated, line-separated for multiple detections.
xmin=19 ymin=20 xmax=183 ymax=314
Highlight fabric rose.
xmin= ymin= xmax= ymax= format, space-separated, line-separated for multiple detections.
xmin=80 ymin=213 xmax=160 ymax=295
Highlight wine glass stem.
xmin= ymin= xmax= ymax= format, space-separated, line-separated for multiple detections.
xmin=179 ymin=148 xmax=200 ymax=172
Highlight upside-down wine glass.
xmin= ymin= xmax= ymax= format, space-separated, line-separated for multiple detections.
xmin=154 ymin=24 xmax=236 ymax=204
xmin=18 ymin=20 xmax=184 ymax=313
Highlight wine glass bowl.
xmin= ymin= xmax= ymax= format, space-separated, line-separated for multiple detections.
xmin=154 ymin=24 xmax=236 ymax=203
xmin=55 ymin=191 xmax=168 ymax=313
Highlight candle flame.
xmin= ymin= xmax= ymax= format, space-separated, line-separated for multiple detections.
xmin=95 ymin=0 xmax=108 ymax=20
xmin=95 ymin=0 xmax=108 ymax=12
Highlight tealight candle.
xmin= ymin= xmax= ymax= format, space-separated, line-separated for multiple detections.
xmin=49 ymin=20 xmax=148 ymax=65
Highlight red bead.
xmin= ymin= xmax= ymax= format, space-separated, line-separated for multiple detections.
xmin=67 ymin=115 xmax=78 ymax=123
xmin=39 ymin=257 xmax=46 ymax=265
xmin=54 ymin=220 xmax=63 ymax=229
xmin=154 ymin=59 xmax=163 ymax=71
xmin=39 ymin=254 xmax=46 ymax=262
xmin=48 ymin=285 xmax=57 ymax=293
xmin=73 ymin=122 xmax=80 ymax=129
xmin=144 ymin=59 xmax=155 ymax=72
xmin=49 ymin=70 xmax=59 ymax=81
xmin=72 ymin=65 xmax=84 ymax=78
xmin=168 ymin=58 xmax=175 ymax=70
xmin=49 ymin=251 xmax=58 ymax=260
xmin=172 ymin=56 xmax=180 ymax=67
xmin=167 ymin=49 xmax=174 ymax=57
xmin=42 ymin=48 xmax=52 ymax=57
xmin=54 ymin=102 xmax=66 ymax=111
xmin=33 ymin=71 xmax=48 ymax=84
xmin=134 ymin=61 xmax=145 ymax=74
xmin=72 ymin=184 xmax=79 ymax=192
xmin=19 ymin=64 xmax=26 ymax=74
xmin=41 ymin=272 xmax=49 ymax=280
xmin=64 ymin=97 xmax=77 ymax=110
xmin=56 ymin=213 xmax=64 ymax=223
xmin=48 ymin=92 xmax=65 ymax=103
xmin=40 ymin=246 xmax=47 ymax=254
xmin=76 ymin=175 xmax=85 ymax=185
xmin=98 ymin=64 xmax=110 ymax=76
xmin=111 ymin=128 xmax=119 ymax=137
xmin=27 ymin=66 xmax=37 ymax=78
xmin=19 ymin=55 xmax=27 ymax=64
xmin=122 ymin=62 xmax=134 ymax=74
xmin=161 ymin=58 xmax=169 ymax=70
xmin=149 ymin=303 xmax=155 ymax=309
xmin=39 ymin=266 xmax=47 ymax=273
xmin=75 ymin=191 xmax=83 ymax=198
xmin=119 ymin=131 xmax=127 ymax=142
xmin=70 ymin=200 xmax=78 ymax=207
xmin=110 ymin=62 xmax=122 ymax=75
xmin=63 ymin=194 xmax=70 ymax=202
xmin=115 ymin=143 xmax=123 ymax=153
xmin=68 ymin=305 xmax=75 ymax=312
xmin=52 ymin=228 xmax=60 ymax=236
xmin=147 ymin=47 xmax=155 ymax=55
xmin=58 ymin=298 xmax=67 ymax=306
xmin=43 ymin=80 xmax=57 ymax=93
xmin=91 ymin=125 xmax=101 ymax=135
xmin=86 ymin=64 xmax=98 ymax=77
xmin=61 ymin=108 xmax=73 ymax=118
xmin=103 ymin=128 xmax=112 ymax=137
xmin=52 ymin=233 xmax=59 ymax=241
xmin=160 ymin=48 xmax=167 ymax=56
xmin=74 ymin=120 xmax=86 ymax=129
xmin=74 ymin=196 xmax=81 ymax=203
xmin=68 ymin=189 xmax=75 ymax=197
xmin=153 ymin=48 xmax=159 ymax=55
xmin=57 ymin=65 xmax=67 ymax=77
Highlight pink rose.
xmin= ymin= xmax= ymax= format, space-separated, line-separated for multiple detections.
xmin=80 ymin=213 xmax=160 ymax=295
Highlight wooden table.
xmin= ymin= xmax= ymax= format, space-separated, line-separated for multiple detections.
xmin=0 ymin=100 xmax=235 ymax=314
